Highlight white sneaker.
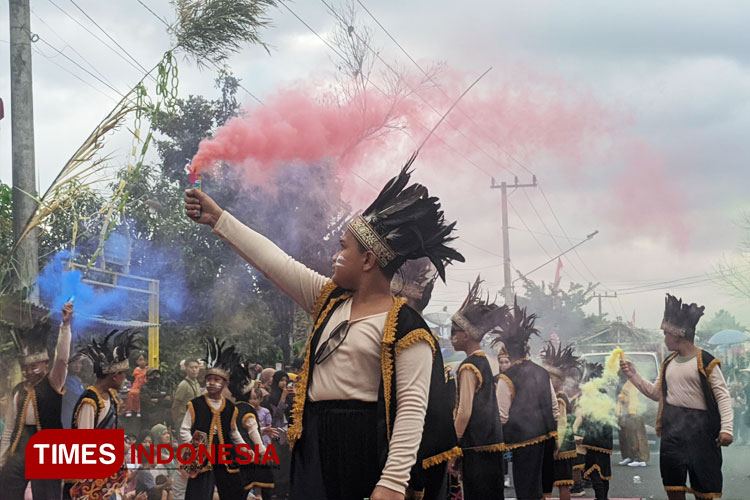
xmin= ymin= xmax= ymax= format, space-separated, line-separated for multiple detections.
xmin=618 ymin=458 xmax=632 ymax=465
xmin=628 ymin=461 xmax=647 ymax=467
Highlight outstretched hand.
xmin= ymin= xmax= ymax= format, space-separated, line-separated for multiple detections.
xmin=184 ymin=189 xmax=224 ymax=228
xmin=62 ymin=302 xmax=74 ymax=326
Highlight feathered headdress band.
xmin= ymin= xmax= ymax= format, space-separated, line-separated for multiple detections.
xmin=542 ymin=341 xmax=581 ymax=379
xmin=204 ymin=337 xmax=241 ymax=381
xmin=349 ymin=154 xmax=464 ymax=280
xmin=80 ymin=329 xmax=141 ymax=376
xmin=452 ymin=276 xmax=508 ymax=342
xmin=661 ymin=294 xmax=705 ymax=340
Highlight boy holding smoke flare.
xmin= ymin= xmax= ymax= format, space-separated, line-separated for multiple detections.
xmin=621 ymin=294 xmax=733 ymax=500
xmin=185 ymin=158 xmax=463 ymax=500
xmin=491 ymin=299 xmax=560 ymax=500
xmin=0 ymin=301 xmax=73 ymax=500
xmin=541 ymin=342 xmax=582 ymax=500
xmin=448 ymin=277 xmax=506 ymax=500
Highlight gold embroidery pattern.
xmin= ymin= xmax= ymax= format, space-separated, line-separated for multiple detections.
xmin=582 ymin=444 xmax=613 ymax=455
xmin=10 ymin=390 xmax=32 ymax=455
xmin=382 ymin=297 xmax=407 ymax=440
xmin=504 ymin=431 xmax=557 ymax=450
xmin=451 ymin=312 xmax=484 ymax=340
xmin=555 ymin=450 xmax=578 ymax=460
xmin=395 ymin=329 xmax=436 ymax=358
xmin=706 ymin=358 xmax=721 ymax=378
xmin=583 ymin=464 xmax=612 ymax=481
xmin=187 ymin=401 xmax=196 ymax=423
xmin=109 ymin=389 xmax=120 ymax=414
xmin=348 ymin=215 xmax=397 ymax=267
xmin=458 ymin=363 xmax=483 ymax=391
xmin=422 ymin=445 xmax=463 ymax=469
xmin=288 ymin=292 xmax=352 ymax=447
xmin=465 ymin=442 xmax=505 ymax=452
xmin=554 ymin=479 xmax=575 ymax=487
xmin=310 ymin=280 xmax=337 ymax=319
xmin=690 ymin=490 xmax=722 ymax=499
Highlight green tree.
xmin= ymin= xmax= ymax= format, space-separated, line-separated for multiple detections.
xmin=0 ymin=181 xmax=12 ymax=264
xmin=696 ymin=309 xmax=746 ymax=343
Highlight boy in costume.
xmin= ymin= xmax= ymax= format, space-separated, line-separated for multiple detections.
xmin=621 ymin=294 xmax=733 ymax=500
xmin=491 ymin=299 xmax=559 ymax=500
xmin=449 ymin=277 xmax=507 ymax=500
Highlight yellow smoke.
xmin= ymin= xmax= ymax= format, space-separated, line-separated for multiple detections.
xmin=577 ymin=347 xmax=623 ymax=426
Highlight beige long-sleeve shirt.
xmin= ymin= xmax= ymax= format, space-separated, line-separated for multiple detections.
xmin=629 ymin=354 xmax=733 ymax=436
xmin=241 ymin=412 xmax=267 ymax=455
xmin=0 ymin=324 xmax=71 ymax=468
xmin=495 ymin=376 xmax=560 ymax=425
xmin=453 ymin=350 xmax=483 ymax=439
xmin=213 ymin=211 xmax=433 ymax=494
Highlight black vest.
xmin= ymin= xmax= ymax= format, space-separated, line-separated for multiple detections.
xmin=8 ymin=376 xmax=64 ymax=456
xmin=288 ymin=282 xmax=460 ymax=477
xmin=456 ymin=353 xmax=504 ymax=451
xmin=71 ymin=386 xmax=120 ymax=429
xmin=503 ymin=359 xmax=556 ymax=448
xmin=188 ymin=395 xmax=239 ymax=471
xmin=656 ymin=349 xmax=722 ymax=439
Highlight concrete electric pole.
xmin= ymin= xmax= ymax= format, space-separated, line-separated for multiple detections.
xmin=593 ymin=291 xmax=618 ymax=318
xmin=9 ymin=0 xmax=39 ymax=291
xmin=491 ymin=176 xmax=537 ymax=305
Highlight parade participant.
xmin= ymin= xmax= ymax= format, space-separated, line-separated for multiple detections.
xmin=621 ymin=294 xmax=733 ymax=500
xmin=542 ymin=342 xmax=582 ymax=500
xmin=449 ymin=277 xmax=506 ymax=500
xmin=570 ymin=362 xmax=601 ymax=498
xmin=392 ymin=257 xmax=459 ymax=500
xmin=229 ymin=360 xmax=275 ymax=498
xmin=185 ymin=158 xmax=464 ymax=500
xmin=0 ymin=301 xmax=73 ymax=500
xmin=495 ymin=342 xmax=512 ymax=489
xmin=61 ymin=352 xmax=86 ymax=429
xmin=179 ymin=338 xmax=246 ymax=500
xmin=68 ymin=329 xmax=141 ymax=500
xmin=616 ymin=374 xmax=649 ymax=467
xmin=492 ymin=298 xmax=559 ymax=500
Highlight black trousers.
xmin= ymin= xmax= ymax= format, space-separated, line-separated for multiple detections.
xmin=461 ymin=450 xmax=504 ymax=500
xmin=290 ymin=400 xmax=380 ymax=500
xmin=185 ymin=466 xmax=243 ymax=500
xmin=510 ymin=439 xmax=553 ymax=500
xmin=0 ymin=426 xmax=62 ymax=500
xmin=660 ymin=404 xmax=723 ymax=498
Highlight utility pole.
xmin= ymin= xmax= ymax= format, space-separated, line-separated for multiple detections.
xmin=593 ymin=291 xmax=617 ymax=318
xmin=9 ymin=0 xmax=39 ymax=292
xmin=491 ymin=176 xmax=537 ymax=305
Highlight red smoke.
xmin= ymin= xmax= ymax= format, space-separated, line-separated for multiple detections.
xmin=188 ymin=69 xmax=688 ymax=247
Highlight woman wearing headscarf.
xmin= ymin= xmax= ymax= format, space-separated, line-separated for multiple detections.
xmin=266 ymin=370 xmax=293 ymax=497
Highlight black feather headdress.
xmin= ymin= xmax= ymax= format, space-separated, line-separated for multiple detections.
xmin=541 ymin=341 xmax=581 ymax=379
xmin=204 ymin=337 xmax=241 ymax=381
xmin=661 ymin=294 xmax=705 ymax=342
xmin=10 ymin=320 xmax=53 ymax=365
xmin=451 ymin=276 xmax=509 ymax=342
xmin=390 ymin=257 xmax=438 ymax=312
xmin=582 ymin=361 xmax=604 ymax=382
xmin=348 ymin=156 xmax=465 ymax=281
xmin=80 ymin=329 xmax=142 ymax=378
xmin=490 ymin=296 xmax=539 ymax=359
xmin=229 ymin=358 xmax=256 ymax=401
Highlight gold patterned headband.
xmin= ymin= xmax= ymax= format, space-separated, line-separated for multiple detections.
xmin=102 ymin=359 xmax=130 ymax=375
xmin=451 ymin=312 xmax=485 ymax=340
xmin=206 ymin=367 xmax=230 ymax=380
xmin=391 ymin=275 xmax=426 ymax=299
xmin=661 ymin=320 xmax=686 ymax=338
xmin=348 ymin=215 xmax=398 ymax=268
xmin=20 ymin=352 xmax=49 ymax=365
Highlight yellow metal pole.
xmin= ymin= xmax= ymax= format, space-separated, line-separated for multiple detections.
xmin=148 ymin=280 xmax=160 ymax=368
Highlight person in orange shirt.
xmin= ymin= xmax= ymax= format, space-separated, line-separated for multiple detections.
xmin=126 ymin=352 xmax=148 ymax=417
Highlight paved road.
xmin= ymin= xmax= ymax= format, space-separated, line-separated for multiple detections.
xmin=505 ymin=447 xmax=749 ymax=500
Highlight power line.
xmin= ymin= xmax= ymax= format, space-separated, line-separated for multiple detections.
xmin=36 ymin=36 xmax=127 ymax=98
xmin=135 ymin=0 xmax=171 ymax=28
xmin=45 ymin=0 xmax=153 ymax=80
xmin=32 ymin=44 xmax=120 ymax=102
xmin=68 ymin=0 xmax=150 ymax=74
xmin=31 ymin=8 xmax=118 ymax=90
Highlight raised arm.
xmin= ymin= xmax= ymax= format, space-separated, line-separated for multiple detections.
xmin=186 ymin=189 xmax=328 ymax=313
xmin=49 ymin=302 xmax=73 ymax=391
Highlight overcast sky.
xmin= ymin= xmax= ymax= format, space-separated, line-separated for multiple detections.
xmin=1 ymin=0 xmax=749 ymax=334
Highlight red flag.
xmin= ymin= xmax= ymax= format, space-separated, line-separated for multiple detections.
xmin=632 ymin=310 xmax=636 ymax=326
xmin=553 ymin=258 xmax=563 ymax=292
